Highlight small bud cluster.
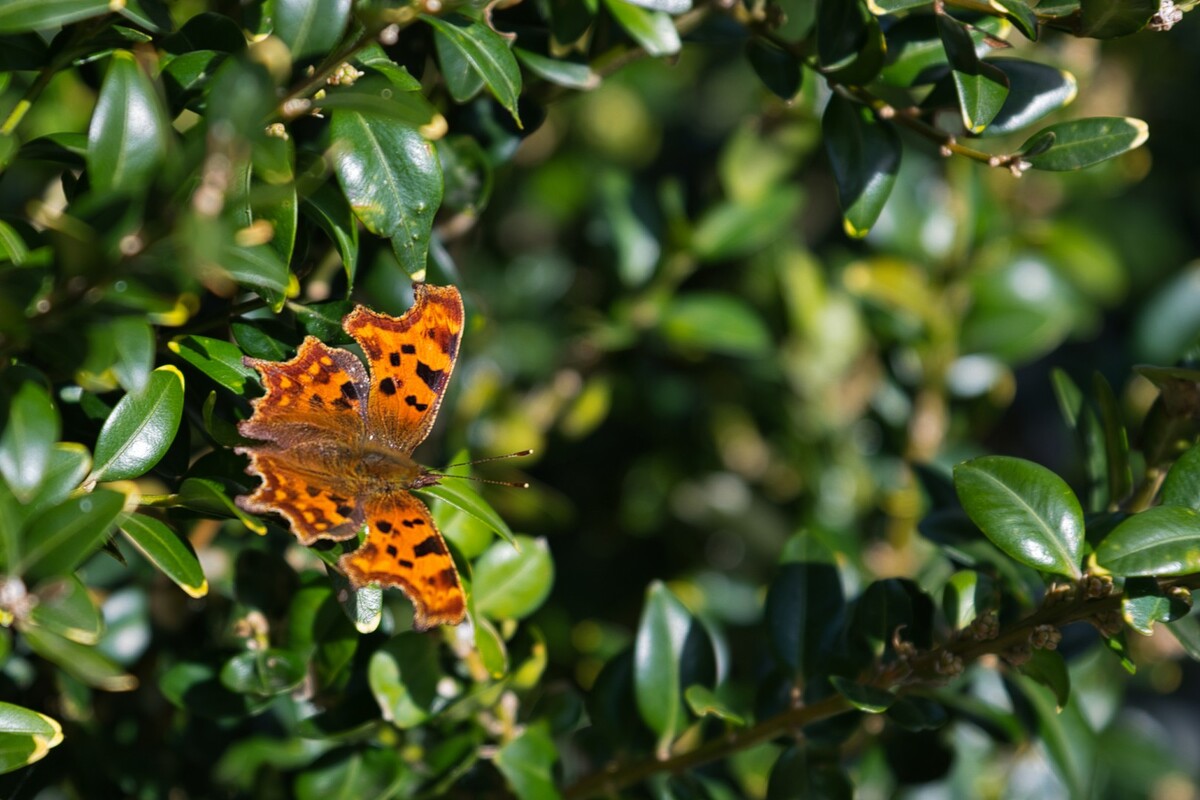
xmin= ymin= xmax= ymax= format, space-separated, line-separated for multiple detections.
xmin=1083 ymin=574 xmax=1114 ymax=599
xmin=934 ymin=650 xmax=964 ymax=677
xmin=1150 ymin=0 xmax=1183 ymax=31
xmin=265 ymin=123 xmax=288 ymax=141
xmin=1030 ymin=624 xmax=1062 ymax=651
xmin=327 ymin=63 xmax=364 ymax=87
xmin=1002 ymin=643 xmax=1032 ymax=667
xmin=967 ymin=610 xmax=999 ymax=642
xmin=1091 ymin=610 xmax=1125 ymax=638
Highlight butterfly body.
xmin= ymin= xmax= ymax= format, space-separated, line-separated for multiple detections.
xmin=235 ymin=284 xmax=467 ymax=630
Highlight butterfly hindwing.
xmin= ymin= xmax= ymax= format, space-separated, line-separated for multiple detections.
xmin=339 ymin=490 xmax=466 ymax=630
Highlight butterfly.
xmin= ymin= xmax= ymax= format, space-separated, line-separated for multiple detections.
xmin=235 ymin=284 xmax=466 ymax=630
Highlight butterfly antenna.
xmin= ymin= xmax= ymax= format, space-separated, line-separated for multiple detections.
xmin=427 ymin=472 xmax=530 ymax=489
xmin=442 ymin=449 xmax=534 ymax=469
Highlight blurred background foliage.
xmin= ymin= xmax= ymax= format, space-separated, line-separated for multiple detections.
xmin=2 ymin=0 xmax=1200 ymax=797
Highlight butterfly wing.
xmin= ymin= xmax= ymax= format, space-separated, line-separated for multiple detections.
xmin=339 ymin=490 xmax=466 ymax=630
xmin=342 ymin=284 xmax=464 ymax=454
xmin=236 ymin=337 xmax=371 ymax=543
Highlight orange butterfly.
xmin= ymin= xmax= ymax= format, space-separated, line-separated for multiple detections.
xmin=235 ymin=284 xmax=466 ymax=630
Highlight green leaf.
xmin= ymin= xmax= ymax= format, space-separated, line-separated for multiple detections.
xmin=1021 ymin=117 xmax=1149 ymax=171
xmin=822 ymin=94 xmax=900 ymax=238
xmin=19 ymin=489 xmax=126 ymax=583
xmin=89 ymin=366 xmax=185 ymax=483
xmin=658 ymin=293 xmax=772 ymax=357
xmin=159 ymin=661 xmax=272 ymax=719
xmin=765 ymin=562 xmax=844 ymax=676
xmin=829 ymin=676 xmax=894 ymax=713
xmin=684 ymin=685 xmax=746 ymax=726
xmin=21 ymin=626 xmax=136 ymax=692
xmin=473 ymin=614 xmax=508 ymax=679
xmin=1079 ymin=0 xmax=1157 ymax=37
xmin=0 ymin=379 xmax=59 ymax=501
xmin=1166 ymin=614 xmax=1200 ymax=661
xmin=691 ymin=186 xmax=804 ymax=261
xmin=745 ymin=38 xmax=802 ymax=100
xmin=0 ymin=702 xmax=63 ymax=775
xmin=979 ymin=59 xmax=1076 ymax=138
xmin=994 ymin=0 xmax=1039 ymax=39
xmin=1122 ymin=577 xmax=1190 ymax=635
xmin=634 ymin=581 xmax=693 ymax=755
xmin=368 ymin=632 xmax=441 ymax=728
xmin=177 ymin=478 xmax=267 ymax=534
xmin=1159 ymin=443 xmax=1200 ymax=510
xmin=422 ymin=480 xmax=516 ymax=546
xmin=28 ymin=575 xmax=103 ymax=644
xmin=220 ymin=243 xmax=292 ymax=312
xmin=220 ymin=649 xmax=307 ymax=696
xmin=885 ymin=696 xmax=948 ymax=731
xmin=942 ymin=570 xmax=980 ymax=630
xmin=515 ymin=48 xmax=599 ymax=91
xmin=1095 ymin=506 xmax=1200 ymax=576
xmin=274 ymin=0 xmax=351 ymax=59
xmin=494 ymin=723 xmax=561 ymax=800
xmin=0 ymin=0 xmax=109 ymax=33
xmin=433 ymin=25 xmax=486 ymax=102
xmin=937 ymin=15 xmax=1009 ymax=134
xmin=422 ymin=14 xmax=522 ymax=126
xmin=330 ymin=109 xmax=443 ymax=278
xmin=1093 ymin=372 xmax=1132 ymax=504
xmin=22 ymin=443 xmax=91 ymax=525
xmin=1011 ymin=674 xmax=1092 ymax=796
xmin=326 ymin=569 xmax=382 ymax=634
xmin=602 ymin=0 xmax=681 ymax=57
xmin=767 ymin=745 xmax=853 ymax=800
xmin=471 ymin=536 xmax=553 ymax=620
xmin=87 ymin=51 xmax=171 ymax=194
xmin=954 ymin=455 xmax=1084 ymax=578
xmin=287 ymin=577 xmax=357 ymax=688
xmin=816 ymin=0 xmax=871 ymax=72
xmin=865 ymin=0 xmax=926 ymax=10
xmin=1019 ymin=648 xmax=1070 ymax=710
xmin=110 ymin=317 xmax=155 ymax=393
xmin=302 ymin=181 xmax=359 ymax=287
xmin=168 ymin=334 xmax=257 ymax=393
xmin=119 ymin=513 xmax=208 ymax=598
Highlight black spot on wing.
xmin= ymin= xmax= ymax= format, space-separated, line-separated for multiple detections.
xmin=376 ymin=520 xmax=393 ymax=533
xmin=379 ymin=377 xmax=396 ymax=396
xmin=404 ymin=395 xmax=429 ymax=413
xmin=340 ymin=381 xmax=358 ymax=401
xmin=398 ymin=559 xmax=413 ymax=568
xmin=415 ymin=361 xmax=445 ymax=392
xmin=401 ymin=344 xmax=416 ymax=354
xmin=389 ymin=352 xmax=401 ymax=367
xmin=413 ymin=536 xmax=445 ymax=557
xmin=439 ymin=568 xmax=457 ymax=586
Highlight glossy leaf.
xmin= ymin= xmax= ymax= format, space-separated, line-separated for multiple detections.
xmin=28 ymin=575 xmax=103 ymax=644
xmin=87 ymin=51 xmax=171 ymax=193
xmin=684 ymin=685 xmax=746 ymax=726
xmin=767 ymin=745 xmax=853 ymax=800
xmin=494 ymin=724 xmax=560 ymax=800
xmin=746 ymin=38 xmax=802 ymax=100
xmin=1093 ymin=372 xmax=1132 ymax=504
xmin=1021 ymin=117 xmax=1149 ymax=171
xmin=368 ymin=633 xmax=441 ymax=728
xmin=690 ymin=186 xmax=804 ymax=261
xmin=0 ymin=379 xmax=59 ymax=501
xmin=89 ymin=366 xmax=185 ymax=483
xmin=472 ymin=536 xmax=554 ymax=620
xmin=177 ymin=478 xmax=267 ymax=534
xmin=21 ymin=626 xmax=136 ymax=691
xmin=326 ymin=569 xmax=382 ymax=634
xmin=829 ymin=676 xmax=893 ymax=713
xmin=422 ymin=14 xmax=522 ymax=125
xmin=634 ymin=581 xmax=692 ymax=754
xmin=954 ymin=456 xmax=1084 ymax=578
xmin=1079 ymin=0 xmax=1157 ymax=37
xmin=994 ymin=0 xmax=1039 ymax=39
xmin=330 ymin=109 xmax=442 ymax=278
xmin=658 ymin=294 xmax=772 ymax=357
xmin=816 ymin=0 xmax=870 ymax=72
xmin=515 ymin=48 xmax=599 ymax=91
xmin=1159 ymin=443 xmax=1200 ymax=510
xmin=1095 ymin=506 xmax=1200 ymax=576
xmin=0 ymin=702 xmax=63 ymax=775
xmin=19 ymin=489 xmax=126 ymax=582
xmin=274 ymin=0 xmax=351 ymax=59
xmin=423 ymin=481 xmax=516 ymax=545
xmin=221 ymin=243 xmax=291 ymax=312
xmin=1018 ymin=649 xmax=1069 ymax=710
xmin=119 ymin=513 xmax=208 ymax=598
xmin=823 ymin=94 xmax=900 ymax=238
xmin=764 ymin=562 xmax=844 ymax=676
xmin=22 ymin=443 xmax=91 ymax=523
xmin=1122 ymin=577 xmax=1190 ymax=635
xmin=221 ymin=649 xmax=307 ymax=696
xmin=159 ymin=661 xmax=271 ymax=719
xmin=979 ymin=59 xmax=1076 ymax=138
xmin=302 ymin=178 xmax=359 ymax=287
xmin=602 ymin=0 xmax=681 ymax=57
xmin=937 ymin=15 xmax=1009 ymax=134
xmin=110 ymin=317 xmax=155 ymax=393
xmin=0 ymin=0 xmax=109 ymax=34
xmin=168 ymin=334 xmax=257 ymax=393
xmin=434 ymin=25 xmax=485 ymax=103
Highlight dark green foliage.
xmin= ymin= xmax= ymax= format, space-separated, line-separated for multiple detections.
xmin=0 ymin=0 xmax=1198 ymax=798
